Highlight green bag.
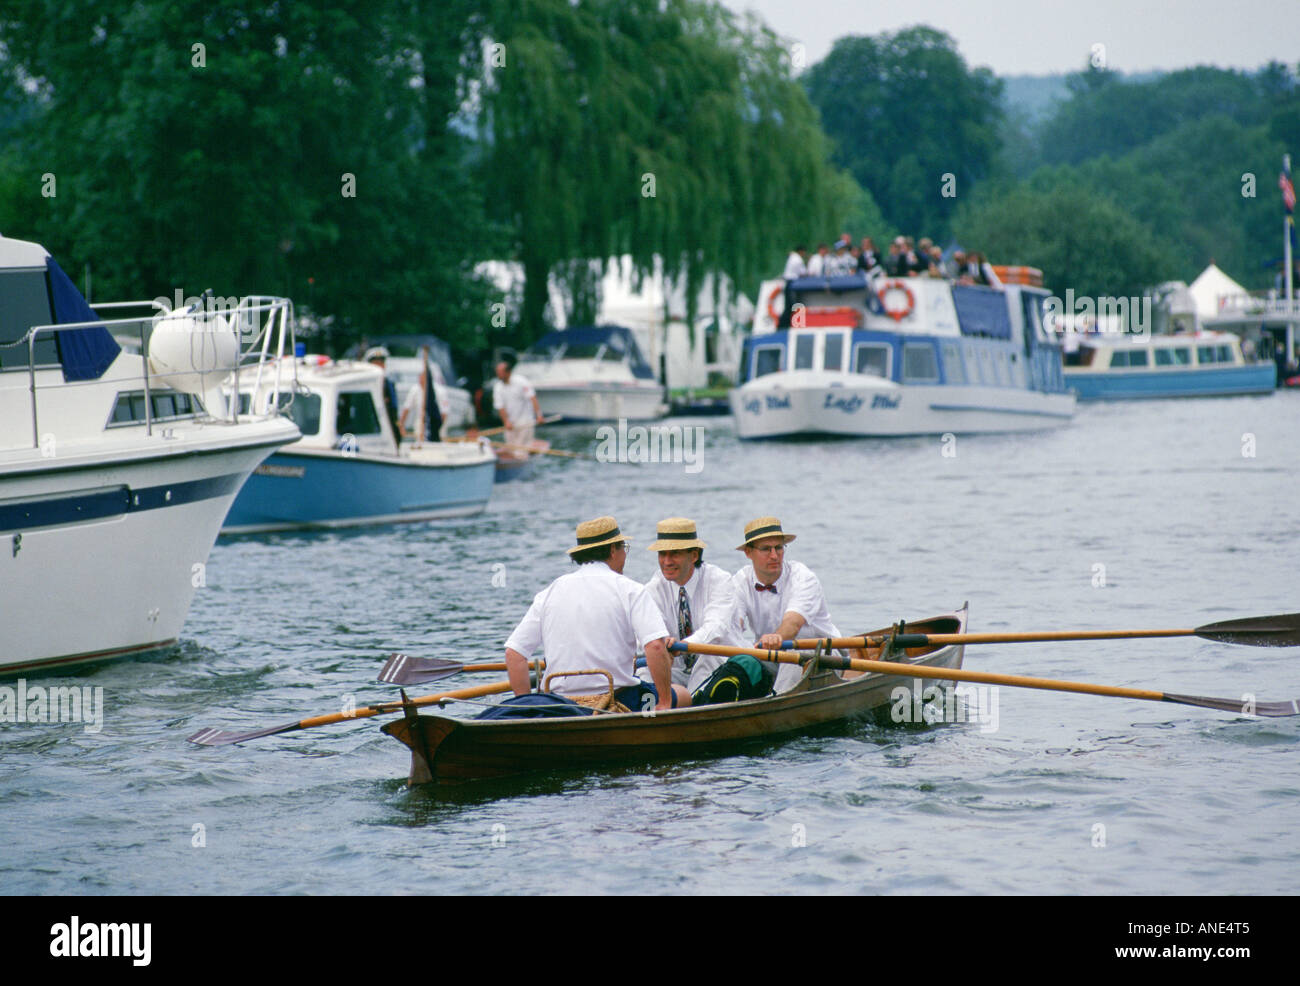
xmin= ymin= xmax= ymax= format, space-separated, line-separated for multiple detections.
xmin=690 ymin=654 xmax=775 ymax=705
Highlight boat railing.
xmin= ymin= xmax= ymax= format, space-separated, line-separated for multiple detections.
xmin=1216 ymin=293 xmax=1300 ymax=317
xmin=15 ymin=295 xmax=296 ymax=450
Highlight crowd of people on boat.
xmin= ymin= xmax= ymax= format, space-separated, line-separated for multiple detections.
xmin=496 ymin=514 xmax=859 ymax=717
xmin=785 ymin=234 xmax=1003 ymax=289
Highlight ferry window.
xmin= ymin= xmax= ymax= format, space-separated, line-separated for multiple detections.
xmin=1216 ymin=345 xmax=1231 ymax=363
xmin=823 ymin=333 xmax=844 ymax=371
xmin=853 ymin=344 xmax=889 ymax=378
xmin=942 ymin=343 xmax=965 ymax=384
xmin=1111 ymin=350 xmax=1149 ymax=368
xmin=1197 ymin=346 xmax=1217 ymax=364
xmin=1155 ymin=348 xmax=1171 ymax=366
xmin=0 ymin=270 xmax=60 ymax=370
xmin=903 ymin=343 xmax=939 ymax=382
xmin=753 ymin=346 xmax=783 ymax=378
xmin=793 ymin=335 xmax=814 ymax=370
xmin=286 ymin=394 xmax=321 ymax=435
xmin=336 ymin=392 xmax=380 ymax=435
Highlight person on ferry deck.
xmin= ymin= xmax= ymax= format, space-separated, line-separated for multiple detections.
xmin=807 ymin=243 xmax=830 ymax=277
xmin=504 ymin=516 xmax=686 ymax=712
xmin=640 ymin=517 xmax=741 ymax=694
xmin=783 ymin=245 xmax=809 ymax=281
xmin=363 ymin=346 xmax=401 ymax=440
xmin=730 ymin=516 xmax=840 ymax=694
xmin=858 ymin=237 xmax=883 ymax=275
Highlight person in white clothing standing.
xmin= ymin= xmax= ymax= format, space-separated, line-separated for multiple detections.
xmin=640 ymin=517 xmax=741 ymax=694
xmin=492 ymin=353 xmax=544 ymax=452
xmin=504 ymin=516 xmax=686 ymax=712
xmin=730 ymin=515 xmax=840 ymax=693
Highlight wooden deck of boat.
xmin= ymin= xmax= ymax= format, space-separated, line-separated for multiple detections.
xmin=383 ymin=607 xmax=967 ymax=785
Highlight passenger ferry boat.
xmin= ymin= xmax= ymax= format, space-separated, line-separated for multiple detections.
xmin=513 ymin=326 xmax=667 ymax=422
xmin=0 ymin=233 xmax=299 ymax=675
xmin=731 ymin=271 xmax=1075 ymax=438
xmin=1063 ymin=331 xmax=1276 ymax=400
xmin=222 ymin=355 xmax=495 ymax=533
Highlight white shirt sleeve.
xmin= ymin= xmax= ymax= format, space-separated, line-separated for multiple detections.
xmin=687 ymin=566 xmax=739 ymax=646
xmin=785 ymin=561 xmax=832 ymax=629
xmin=504 ymin=589 xmax=546 ymax=657
xmin=629 ymin=584 xmax=671 ymax=649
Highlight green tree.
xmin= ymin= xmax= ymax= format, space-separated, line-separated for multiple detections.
xmin=953 ymin=179 xmax=1173 ymax=298
xmin=802 ymin=26 xmax=1003 ymax=239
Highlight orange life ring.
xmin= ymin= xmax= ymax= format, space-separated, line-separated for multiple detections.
xmin=766 ymin=285 xmax=785 ymax=325
xmin=877 ymin=280 xmax=915 ymax=322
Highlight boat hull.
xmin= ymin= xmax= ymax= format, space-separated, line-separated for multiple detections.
xmin=1 ymin=430 xmax=291 ymax=675
xmin=730 ymin=374 xmax=1074 ymax=438
xmin=222 ymin=446 xmax=495 ymax=533
xmin=533 ymin=384 xmax=667 ymax=422
xmin=1065 ymin=363 xmax=1276 ymax=400
xmin=383 ymin=608 xmax=967 ymax=784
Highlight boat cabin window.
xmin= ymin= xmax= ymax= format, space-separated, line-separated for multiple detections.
xmin=753 ymin=345 xmax=783 ymax=378
xmin=336 ymin=391 xmax=382 ymax=435
xmin=1154 ymin=347 xmax=1191 ymax=366
xmin=903 ymin=343 xmax=939 ymax=382
xmin=1196 ymin=345 xmax=1233 ymax=364
xmin=853 ymin=343 xmax=890 ymax=378
xmin=0 ymin=269 xmax=60 ymax=370
xmin=1109 ymin=349 xmax=1149 ymax=368
xmin=107 ymin=390 xmax=204 ymax=427
xmin=793 ymin=335 xmax=814 ymax=370
xmin=823 ymin=333 xmax=844 ymax=371
xmin=941 ymin=343 xmax=965 ymax=384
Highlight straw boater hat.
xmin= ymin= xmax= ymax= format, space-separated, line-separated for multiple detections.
xmin=567 ymin=515 xmax=630 ymax=555
xmin=646 ymin=517 xmax=707 ymax=552
xmin=363 ymin=346 xmax=390 ymax=362
xmin=735 ymin=516 xmax=797 ymax=551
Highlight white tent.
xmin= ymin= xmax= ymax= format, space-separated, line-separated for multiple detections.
xmin=1188 ymin=263 xmax=1249 ymax=319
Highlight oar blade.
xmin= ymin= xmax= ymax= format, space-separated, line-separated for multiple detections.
xmin=377 ymin=653 xmax=462 ymax=685
xmin=1164 ymin=693 xmax=1300 ymax=718
xmin=1194 ymin=612 xmax=1300 ymax=647
xmin=187 ymin=721 xmax=301 ymax=746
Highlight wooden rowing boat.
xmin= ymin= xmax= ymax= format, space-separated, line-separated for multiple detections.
xmin=381 ymin=605 xmax=968 ymax=785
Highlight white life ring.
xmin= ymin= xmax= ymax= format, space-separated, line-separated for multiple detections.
xmin=878 ymin=280 xmax=915 ymax=322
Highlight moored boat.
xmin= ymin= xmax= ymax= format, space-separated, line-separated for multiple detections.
xmin=381 ymin=606 xmax=967 ymax=785
xmin=513 ymin=325 xmax=667 ymax=422
xmin=0 ymin=233 xmax=299 ymax=676
xmin=1063 ymin=331 xmax=1277 ymax=400
xmin=731 ymin=273 xmax=1075 ymax=438
xmin=221 ymin=355 xmax=495 ymax=533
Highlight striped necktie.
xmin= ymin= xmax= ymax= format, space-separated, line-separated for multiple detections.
xmin=678 ymin=586 xmax=695 ymax=670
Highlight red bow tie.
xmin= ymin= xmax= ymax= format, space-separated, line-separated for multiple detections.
xmin=755 ymin=582 xmax=777 ymax=592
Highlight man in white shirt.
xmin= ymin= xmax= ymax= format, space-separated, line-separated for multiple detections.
xmin=640 ymin=517 xmax=742 ymax=694
xmin=806 ymin=243 xmax=830 ymax=277
xmin=504 ymin=516 xmax=685 ymax=712
xmin=730 ymin=516 xmax=840 ymax=693
xmin=782 ymin=246 xmax=808 ymax=282
xmin=492 ymin=354 xmax=543 ymax=451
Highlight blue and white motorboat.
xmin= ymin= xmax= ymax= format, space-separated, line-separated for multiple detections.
xmin=0 ymin=233 xmax=299 ymax=675
xmin=222 ymin=355 xmax=495 ymax=533
xmin=513 ymin=326 xmax=667 ymax=422
xmin=731 ymin=273 xmax=1075 ymax=438
xmin=1063 ymin=331 xmax=1276 ymax=400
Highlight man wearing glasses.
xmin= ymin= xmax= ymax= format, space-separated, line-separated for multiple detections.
xmin=732 ymin=516 xmax=841 ymax=693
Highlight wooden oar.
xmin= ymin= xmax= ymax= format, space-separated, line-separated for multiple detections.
xmin=378 ymin=653 xmax=542 ymax=686
xmin=186 ymin=680 xmax=513 ymax=746
xmin=449 ymin=415 xmax=563 ymax=441
xmin=789 ymin=612 xmax=1300 ymax=651
xmin=492 ymin=440 xmax=592 ymax=460
xmin=673 ymin=642 xmax=1300 ymax=717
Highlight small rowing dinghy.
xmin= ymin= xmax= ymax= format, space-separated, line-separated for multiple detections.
xmin=381 ymin=606 xmax=968 ymax=785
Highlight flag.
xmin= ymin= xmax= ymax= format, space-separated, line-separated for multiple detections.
xmin=1282 ymin=157 xmax=1295 ymax=214
xmin=421 ymin=347 xmax=443 ymax=442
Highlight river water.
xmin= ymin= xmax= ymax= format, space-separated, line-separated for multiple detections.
xmin=3 ymin=394 xmax=1298 ymax=895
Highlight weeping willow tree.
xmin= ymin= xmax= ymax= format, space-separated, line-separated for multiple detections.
xmin=479 ymin=0 xmax=862 ymax=343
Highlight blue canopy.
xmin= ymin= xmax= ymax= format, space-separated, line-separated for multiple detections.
xmin=951 ymin=284 xmax=1012 ymax=340
xmin=49 ymin=257 xmax=119 ymax=381
xmin=526 ymin=325 xmax=654 ymax=380
xmin=786 ymin=274 xmax=871 ymax=294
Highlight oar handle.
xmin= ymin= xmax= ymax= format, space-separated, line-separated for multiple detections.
xmin=298 ymin=680 xmax=514 ymax=730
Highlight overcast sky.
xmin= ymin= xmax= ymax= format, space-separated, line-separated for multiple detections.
xmin=718 ymin=0 xmax=1300 ymax=76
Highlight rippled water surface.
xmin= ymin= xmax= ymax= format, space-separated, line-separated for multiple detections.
xmin=4 ymin=394 xmax=1299 ymax=894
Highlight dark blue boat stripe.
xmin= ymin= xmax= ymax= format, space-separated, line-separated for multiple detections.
xmin=0 ymin=472 xmax=245 ymax=534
